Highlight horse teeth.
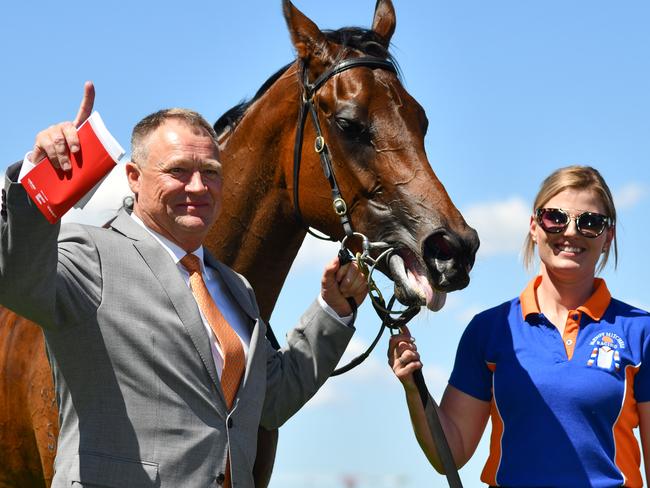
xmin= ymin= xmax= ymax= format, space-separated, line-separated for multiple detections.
xmin=388 ymin=253 xmax=408 ymax=281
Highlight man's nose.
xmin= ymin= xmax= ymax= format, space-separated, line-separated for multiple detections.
xmin=186 ymin=171 xmax=207 ymax=192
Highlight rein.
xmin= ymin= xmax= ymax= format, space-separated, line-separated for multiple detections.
xmin=291 ymin=55 xmax=463 ymax=488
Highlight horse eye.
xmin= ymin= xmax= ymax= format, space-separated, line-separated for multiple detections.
xmin=335 ymin=117 xmax=370 ymax=143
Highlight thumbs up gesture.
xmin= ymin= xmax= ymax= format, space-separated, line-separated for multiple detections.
xmin=30 ymin=81 xmax=95 ymax=171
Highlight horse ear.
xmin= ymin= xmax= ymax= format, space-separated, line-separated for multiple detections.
xmin=371 ymin=0 xmax=396 ymax=46
xmin=283 ymin=0 xmax=332 ymax=64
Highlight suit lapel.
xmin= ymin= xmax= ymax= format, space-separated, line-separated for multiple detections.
xmin=204 ymin=253 xmax=258 ymax=321
xmin=204 ymin=252 xmax=263 ymax=391
xmin=111 ymin=211 xmax=226 ymax=408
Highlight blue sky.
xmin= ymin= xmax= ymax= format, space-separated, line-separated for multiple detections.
xmin=3 ymin=1 xmax=650 ymax=486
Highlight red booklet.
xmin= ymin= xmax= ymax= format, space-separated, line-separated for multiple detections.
xmin=20 ymin=111 xmax=125 ymax=224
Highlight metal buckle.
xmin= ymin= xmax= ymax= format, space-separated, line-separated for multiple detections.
xmin=314 ymin=136 xmax=325 ymax=153
xmin=332 ymin=197 xmax=347 ymax=216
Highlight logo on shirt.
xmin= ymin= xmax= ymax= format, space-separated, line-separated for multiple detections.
xmin=587 ymin=333 xmax=625 ymax=371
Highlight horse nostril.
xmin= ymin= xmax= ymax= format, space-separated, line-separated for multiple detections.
xmin=423 ymin=231 xmax=455 ymax=261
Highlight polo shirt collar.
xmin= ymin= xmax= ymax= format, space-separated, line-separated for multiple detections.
xmin=520 ymin=276 xmax=611 ymax=321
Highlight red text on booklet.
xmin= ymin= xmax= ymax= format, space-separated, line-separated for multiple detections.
xmin=21 ymin=112 xmax=125 ymax=224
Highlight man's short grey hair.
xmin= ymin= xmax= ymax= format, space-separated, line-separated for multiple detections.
xmin=130 ymin=108 xmax=219 ymax=165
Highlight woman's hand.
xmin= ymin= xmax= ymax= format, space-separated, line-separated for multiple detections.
xmin=388 ymin=326 xmax=421 ymax=391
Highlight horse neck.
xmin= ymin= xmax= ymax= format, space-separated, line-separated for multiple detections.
xmin=205 ymin=66 xmax=307 ymax=321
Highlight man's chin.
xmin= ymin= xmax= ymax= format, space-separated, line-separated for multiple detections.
xmin=177 ymin=216 xmax=212 ymax=231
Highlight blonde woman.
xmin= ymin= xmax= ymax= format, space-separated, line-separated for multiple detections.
xmin=390 ymin=166 xmax=650 ymax=487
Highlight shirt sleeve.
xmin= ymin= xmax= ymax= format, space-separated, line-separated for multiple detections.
xmin=448 ymin=312 xmax=494 ymax=402
xmin=317 ymin=293 xmax=354 ymax=327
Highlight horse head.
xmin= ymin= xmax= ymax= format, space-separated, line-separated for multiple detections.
xmin=281 ymin=0 xmax=480 ymax=311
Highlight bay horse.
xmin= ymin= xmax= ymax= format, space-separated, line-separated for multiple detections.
xmin=0 ymin=1 xmax=479 ymax=487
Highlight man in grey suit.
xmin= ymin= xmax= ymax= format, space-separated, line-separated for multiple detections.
xmin=0 ymin=82 xmax=367 ymax=488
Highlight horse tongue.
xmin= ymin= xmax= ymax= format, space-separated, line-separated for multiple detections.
xmin=388 ymin=253 xmax=447 ymax=311
xmin=407 ymin=263 xmax=447 ymax=312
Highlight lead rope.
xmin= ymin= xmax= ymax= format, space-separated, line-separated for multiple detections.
xmin=334 ymin=237 xmax=463 ymax=488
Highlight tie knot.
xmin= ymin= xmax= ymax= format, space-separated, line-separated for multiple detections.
xmin=181 ymin=253 xmax=202 ymax=274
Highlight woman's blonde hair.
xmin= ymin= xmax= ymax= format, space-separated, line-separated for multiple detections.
xmin=523 ymin=165 xmax=617 ymax=274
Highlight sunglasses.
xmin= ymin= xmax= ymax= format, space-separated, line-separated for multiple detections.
xmin=535 ymin=207 xmax=612 ymax=238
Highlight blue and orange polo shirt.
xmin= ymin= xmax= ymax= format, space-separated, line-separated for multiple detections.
xmin=449 ymin=277 xmax=650 ymax=488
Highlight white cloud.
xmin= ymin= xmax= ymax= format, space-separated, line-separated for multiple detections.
xmin=337 ymin=337 xmax=388 ymax=381
xmin=304 ymin=380 xmax=340 ymax=408
xmin=456 ymin=305 xmax=484 ymax=325
xmin=462 ymin=196 xmax=530 ymax=257
xmin=621 ymin=298 xmax=650 ymax=313
xmin=305 ymin=337 xmax=392 ymax=408
xmin=422 ymin=363 xmax=451 ymax=399
xmin=290 ymin=236 xmax=340 ymax=272
xmin=306 ymin=335 xmax=452 ymax=408
xmin=614 ymin=182 xmax=648 ymax=210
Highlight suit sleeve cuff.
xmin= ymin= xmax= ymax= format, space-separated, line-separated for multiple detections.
xmin=317 ymin=293 xmax=354 ymax=326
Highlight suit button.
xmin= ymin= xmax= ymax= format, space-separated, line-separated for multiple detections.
xmin=216 ymin=472 xmax=225 ymax=485
xmin=228 ymin=418 xmax=233 ymax=428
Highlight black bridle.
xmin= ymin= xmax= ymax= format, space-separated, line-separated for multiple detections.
xmin=292 ymin=56 xmax=397 ymax=241
xmin=290 ymin=55 xmax=464 ymax=488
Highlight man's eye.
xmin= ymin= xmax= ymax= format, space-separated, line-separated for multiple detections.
xmin=202 ymin=169 xmax=221 ymax=179
xmin=169 ymin=167 xmax=185 ymax=175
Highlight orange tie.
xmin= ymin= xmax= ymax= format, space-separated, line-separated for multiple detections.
xmin=180 ymin=253 xmax=245 ymax=409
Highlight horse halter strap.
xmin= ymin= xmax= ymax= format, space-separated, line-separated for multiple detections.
xmin=292 ymin=56 xmax=397 ymax=241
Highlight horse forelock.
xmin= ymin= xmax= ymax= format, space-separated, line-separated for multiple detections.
xmin=213 ymin=27 xmax=401 ymax=137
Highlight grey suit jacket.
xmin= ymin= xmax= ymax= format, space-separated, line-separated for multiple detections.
xmin=0 ymin=162 xmax=354 ymax=488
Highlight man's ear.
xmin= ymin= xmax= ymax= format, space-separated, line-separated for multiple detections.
xmin=125 ymin=161 xmax=141 ymax=196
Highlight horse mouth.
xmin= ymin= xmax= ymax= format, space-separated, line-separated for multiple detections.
xmin=387 ymin=248 xmax=447 ymax=312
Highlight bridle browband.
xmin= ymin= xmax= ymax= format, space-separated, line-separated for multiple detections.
xmin=289 ymin=55 xmax=464 ymax=488
xmin=292 ymin=56 xmax=397 ymax=241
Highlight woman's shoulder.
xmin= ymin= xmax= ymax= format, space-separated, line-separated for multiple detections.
xmin=461 ymin=296 xmax=522 ymax=341
xmin=607 ymin=297 xmax=650 ymax=322
xmin=605 ymin=298 xmax=650 ymax=349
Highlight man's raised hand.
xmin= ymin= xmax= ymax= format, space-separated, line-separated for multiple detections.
xmin=30 ymin=81 xmax=95 ymax=171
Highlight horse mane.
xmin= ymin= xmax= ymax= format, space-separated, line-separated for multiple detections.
xmin=214 ymin=27 xmax=400 ymax=136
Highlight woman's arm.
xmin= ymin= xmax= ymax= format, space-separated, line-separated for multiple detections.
xmin=389 ymin=329 xmax=490 ymax=472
